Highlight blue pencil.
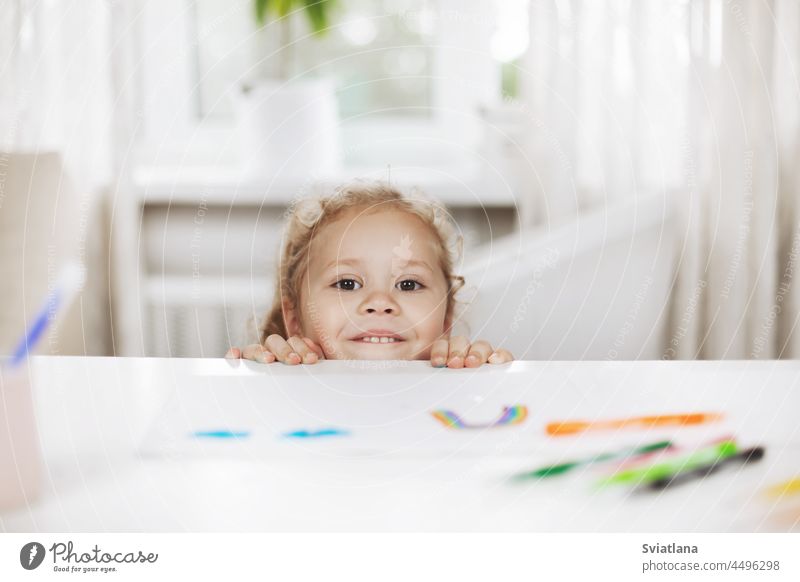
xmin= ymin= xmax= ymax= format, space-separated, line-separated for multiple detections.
xmin=9 ymin=263 xmax=85 ymax=368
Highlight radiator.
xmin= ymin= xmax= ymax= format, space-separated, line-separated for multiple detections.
xmin=145 ymin=276 xmax=270 ymax=357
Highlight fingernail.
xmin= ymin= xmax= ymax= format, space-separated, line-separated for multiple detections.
xmin=304 ymin=353 xmax=318 ymax=364
xmin=488 ymin=353 xmax=501 ymax=364
xmin=287 ymin=352 xmax=300 ymax=364
xmin=432 ymin=357 xmax=446 ymax=367
xmin=466 ymin=355 xmax=479 ymax=366
xmin=448 ymin=357 xmax=464 ymax=368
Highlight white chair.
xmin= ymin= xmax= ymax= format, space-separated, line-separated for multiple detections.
xmin=459 ymin=194 xmax=677 ymax=360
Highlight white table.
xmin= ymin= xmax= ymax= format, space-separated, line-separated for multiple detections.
xmin=2 ymin=356 xmax=799 ymax=532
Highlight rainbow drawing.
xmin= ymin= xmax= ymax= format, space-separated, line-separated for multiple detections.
xmin=431 ymin=405 xmax=528 ymax=430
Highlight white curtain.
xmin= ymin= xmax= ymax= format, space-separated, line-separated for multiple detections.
xmin=519 ymin=0 xmax=800 ymax=359
xmin=0 ymin=0 xmax=115 ymax=355
xmin=1 ymin=0 xmax=114 ymax=188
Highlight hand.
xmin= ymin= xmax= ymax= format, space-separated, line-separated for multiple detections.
xmin=429 ymin=336 xmax=514 ymax=368
xmin=224 ymin=334 xmax=325 ymax=365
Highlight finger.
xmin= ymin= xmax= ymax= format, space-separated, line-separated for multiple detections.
xmin=447 ymin=336 xmax=470 ymax=368
xmin=302 ymin=337 xmax=325 ymax=360
xmin=241 ymin=344 xmax=275 ymax=364
xmin=224 ymin=347 xmax=241 ymax=359
xmin=488 ymin=348 xmax=514 ymax=364
xmin=430 ymin=338 xmax=449 ymax=367
xmin=465 ymin=340 xmax=492 ymax=367
xmin=242 ymin=344 xmax=276 ymax=364
xmin=288 ymin=336 xmax=318 ymax=364
xmin=241 ymin=344 xmax=262 ymax=361
xmin=265 ymin=334 xmax=301 ymax=365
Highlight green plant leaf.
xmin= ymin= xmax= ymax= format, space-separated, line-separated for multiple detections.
xmin=253 ymin=0 xmax=335 ymax=36
xmin=254 ymin=0 xmax=270 ymax=26
xmin=254 ymin=0 xmax=296 ymax=26
xmin=301 ymin=0 xmax=335 ymax=35
xmin=276 ymin=0 xmax=294 ymax=17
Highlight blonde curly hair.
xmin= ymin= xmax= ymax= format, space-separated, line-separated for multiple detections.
xmin=260 ymin=181 xmax=465 ymax=344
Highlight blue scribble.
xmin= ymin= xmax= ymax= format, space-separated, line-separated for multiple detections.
xmin=193 ymin=430 xmax=250 ymax=439
xmin=282 ymin=428 xmax=350 ymax=439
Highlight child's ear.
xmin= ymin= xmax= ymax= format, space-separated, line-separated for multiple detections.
xmin=282 ymin=299 xmax=303 ymax=337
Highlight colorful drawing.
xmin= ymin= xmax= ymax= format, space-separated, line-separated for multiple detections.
xmin=282 ymin=428 xmax=350 ymax=439
xmin=547 ymin=413 xmax=722 ymax=437
xmin=432 ymin=405 xmax=528 ymax=430
xmin=193 ymin=430 xmax=250 ymax=439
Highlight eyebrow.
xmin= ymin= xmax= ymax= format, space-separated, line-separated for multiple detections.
xmin=324 ymin=257 xmax=435 ymax=272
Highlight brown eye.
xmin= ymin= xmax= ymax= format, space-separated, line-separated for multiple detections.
xmin=397 ymin=279 xmax=423 ymax=291
xmin=333 ymin=279 xmax=361 ymax=291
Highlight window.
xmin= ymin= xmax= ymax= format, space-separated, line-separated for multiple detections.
xmin=194 ymin=0 xmax=437 ymax=120
xmin=137 ymin=0 xmax=529 ymax=167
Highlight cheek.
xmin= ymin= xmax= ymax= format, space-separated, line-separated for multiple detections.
xmin=305 ymin=295 xmax=363 ymax=361
xmin=299 ymin=292 xmax=349 ymax=339
xmin=406 ymin=297 xmax=448 ymax=339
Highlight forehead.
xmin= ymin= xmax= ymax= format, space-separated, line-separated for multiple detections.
xmin=310 ymin=207 xmax=441 ymax=264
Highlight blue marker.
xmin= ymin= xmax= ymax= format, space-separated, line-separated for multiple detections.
xmin=193 ymin=430 xmax=250 ymax=439
xmin=283 ymin=428 xmax=349 ymax=439
xmin=9 ymin=263 xmax=85 ymax=368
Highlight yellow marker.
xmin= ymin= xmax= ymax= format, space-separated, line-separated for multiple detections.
xmin=766 ymin=478 xmax=800 ymax=498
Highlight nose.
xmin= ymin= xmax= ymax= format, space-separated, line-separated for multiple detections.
xmin=359 ymin=290 xmax=400 ymax=315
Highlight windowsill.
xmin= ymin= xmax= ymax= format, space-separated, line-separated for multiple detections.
xmin=133 ymin=162 xmax=520 ymax=208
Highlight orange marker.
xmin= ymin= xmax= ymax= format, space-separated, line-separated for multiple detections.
xmin=546 ymin=413 xmax=722 ymax=436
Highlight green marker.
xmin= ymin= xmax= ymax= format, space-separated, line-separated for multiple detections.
xmin=598 ymin=440 xmax=738 ymax=487
xmin=514 ymin=440 xmax=673 ymax=480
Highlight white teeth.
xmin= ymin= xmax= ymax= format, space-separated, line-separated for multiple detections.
xmin=360 ymin=336 xmax=397 ymax=343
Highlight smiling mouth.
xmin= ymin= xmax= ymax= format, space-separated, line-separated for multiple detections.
xmin=351 ymin=336 xmax=405 ymax=344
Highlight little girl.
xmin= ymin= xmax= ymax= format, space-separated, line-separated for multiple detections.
xmin=225 ymin=182 xmax=513 ymax=368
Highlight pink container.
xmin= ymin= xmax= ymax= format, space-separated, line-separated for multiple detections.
xmin=0 ymin=363 xmax=42 ymax=513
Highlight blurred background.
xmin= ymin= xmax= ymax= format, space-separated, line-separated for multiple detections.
xmin=0 ymin=0 xmax=798 ymax=360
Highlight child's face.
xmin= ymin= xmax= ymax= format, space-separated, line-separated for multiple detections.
xmin=286 ymin=207 xmax=451 ymax=360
